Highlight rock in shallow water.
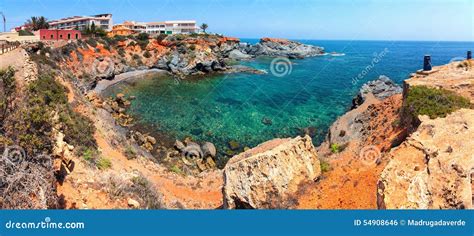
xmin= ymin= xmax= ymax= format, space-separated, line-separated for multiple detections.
xmin=223 ymin=135 xmax=321 ymax=209
xmin=201 ymin=142 xmax=217 ymax=158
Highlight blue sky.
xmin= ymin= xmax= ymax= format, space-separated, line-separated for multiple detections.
xmin=1 ymin=0 xmax=473 ymax=41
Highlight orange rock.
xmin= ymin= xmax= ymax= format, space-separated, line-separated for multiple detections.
xmin=261 ymin=37 xmax=290 ymax=44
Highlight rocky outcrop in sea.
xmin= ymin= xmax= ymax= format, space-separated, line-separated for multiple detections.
xmin=242 ymin=38 xmax=325 ymax=59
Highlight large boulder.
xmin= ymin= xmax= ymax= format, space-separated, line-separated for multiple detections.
xmin=223 ymin=135 xmax=321 ymax=209
xmin=228 ymin=49 xmax=251 ymax=60
xmin=377 ymin=109 xmax=474 ymax=209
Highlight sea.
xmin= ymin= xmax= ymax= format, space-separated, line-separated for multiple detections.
xmin=103 ymin=40 xmax=474 ymax=160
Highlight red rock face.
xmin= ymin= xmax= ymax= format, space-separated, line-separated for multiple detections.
xmin=296 ymin=94 xmax=404 ymax=209
xmin=260 ymin=37 xmax=291 ymax=44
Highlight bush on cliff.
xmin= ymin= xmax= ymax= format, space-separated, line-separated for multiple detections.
xmin=143 ymin=51 xmax=151 ymax=58
xmin=0 ymin=67 xmax=16 ymax=129
xmin=13 ymin=75 xmax=96 ymax=154
xmin=403 ymin=86 xmax=470 ymax=119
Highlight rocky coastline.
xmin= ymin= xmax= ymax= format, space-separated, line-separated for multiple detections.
xmin=3 ymin=31 xmax=471 ymax=210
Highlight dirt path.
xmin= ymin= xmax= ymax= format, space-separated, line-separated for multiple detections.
xmin=0 ymin=48 xmax=32 ymax=89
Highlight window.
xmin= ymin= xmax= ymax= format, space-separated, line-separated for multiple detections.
xmin=68 ymin=34 xmax=71 ymax=39
xmin=51 ymin=34 xmax=54 ymax=39
xmin=75 ymin=34 xmax=78 ymax=39
xmin=60 ymin=34 xmax=63 ymax=39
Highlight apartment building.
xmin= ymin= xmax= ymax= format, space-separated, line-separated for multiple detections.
xmin=48 ymin=14 xmax=113 ymax=31
xmin=146 ymin=20 xmax=198 ymax=35
xmin=108 ymin=20 xmax=199 ymax=37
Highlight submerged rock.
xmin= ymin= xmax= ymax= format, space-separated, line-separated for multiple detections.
xmin=261 ymin=117 xmax=273 ymax=126
xmin=228 ymin=140 xmax=240 ymax=150
xmin=223 ymin=135 xmax=321 ymax=209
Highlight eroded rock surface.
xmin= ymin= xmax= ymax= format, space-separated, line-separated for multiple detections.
xmin=352 ymin=75 xmax=402 ymax=108
xmin=378 ymin=109 xmax=474 ymax=209
xmin=223 ymin=135 xmax=321 ymax=209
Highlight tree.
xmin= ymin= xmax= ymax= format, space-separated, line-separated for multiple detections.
xmin=25 ymin=16 xmax=49 ymax=31
xmin=200 ymin=23 xmax=208 ymax=33
xmin=90 ymin=22 xmax=96 ymax=33
xmin=82 ymin=22 xmax=106 ymax=38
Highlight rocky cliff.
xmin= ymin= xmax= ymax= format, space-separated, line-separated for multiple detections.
xmin=223 ymin=136 xmax=321 ymax=209
xmin=377 ymin=109 xmax=473 ymax=209
xmin=377 ymin=60 xmax=474 ymax=209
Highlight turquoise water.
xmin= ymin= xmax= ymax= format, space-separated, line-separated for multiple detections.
xmin=104 ymin=40 xmax=473 ymax=158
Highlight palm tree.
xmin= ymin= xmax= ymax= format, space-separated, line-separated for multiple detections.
xmin=25 ymin=16 xmax=49 ymax=31
xmin=200 ymin=23 xmax=208 ymax=33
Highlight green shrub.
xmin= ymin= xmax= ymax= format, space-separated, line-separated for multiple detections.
xmin=18 ymin=30 xmax=34 ymax=36
xmin=175 ymin=34 xmax=185 ymax=41
xmin=97 ymin=157 xmax=112 ymax=170
xmin=330 ymin=143 xmax=340 ymax=154
xmin=20 ymin=75 xmax=96 ymax=154
xmin=136 ymin=33 xmax=149 ymax=41
xmin=59 ymin=108 xmax=96 ymax=148
xmin=118 ymin=48 xmax=126 ymax=57
xmin=132 ymin=54 xmax=141 ymax=60
xmin=0 ymin=67 xmax=16 ymax=125
xmin=143 ymin=51 xmax=151 ymax=58
xmin=86 ymin=38 xmax=98 ymax=47
xmin=403 ymin=86 xmax=470 ymax=119
xmin=137 ymin=40 xmax=149 ymax=50
xmin=124 ymin=146 xmax=137 ymax=159
xmin=320 ymin=160 xmax=331 ymax=173
xmin=170 ymin=165 xmax=183 ymax=175
xmin=82 ymin=148 xmax=97 ymax=162
xmin=155 ymin=34 xmax=167 ymax=42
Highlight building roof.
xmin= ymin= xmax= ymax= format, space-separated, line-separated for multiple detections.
xmin=49 ymin=14 xmax=112 ymax=24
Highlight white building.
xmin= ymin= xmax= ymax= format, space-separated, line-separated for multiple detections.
xmin=145 ymin=20 xmax=199 ymax=35
xmin=49 ymin=14 xmax=113 ymax=31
